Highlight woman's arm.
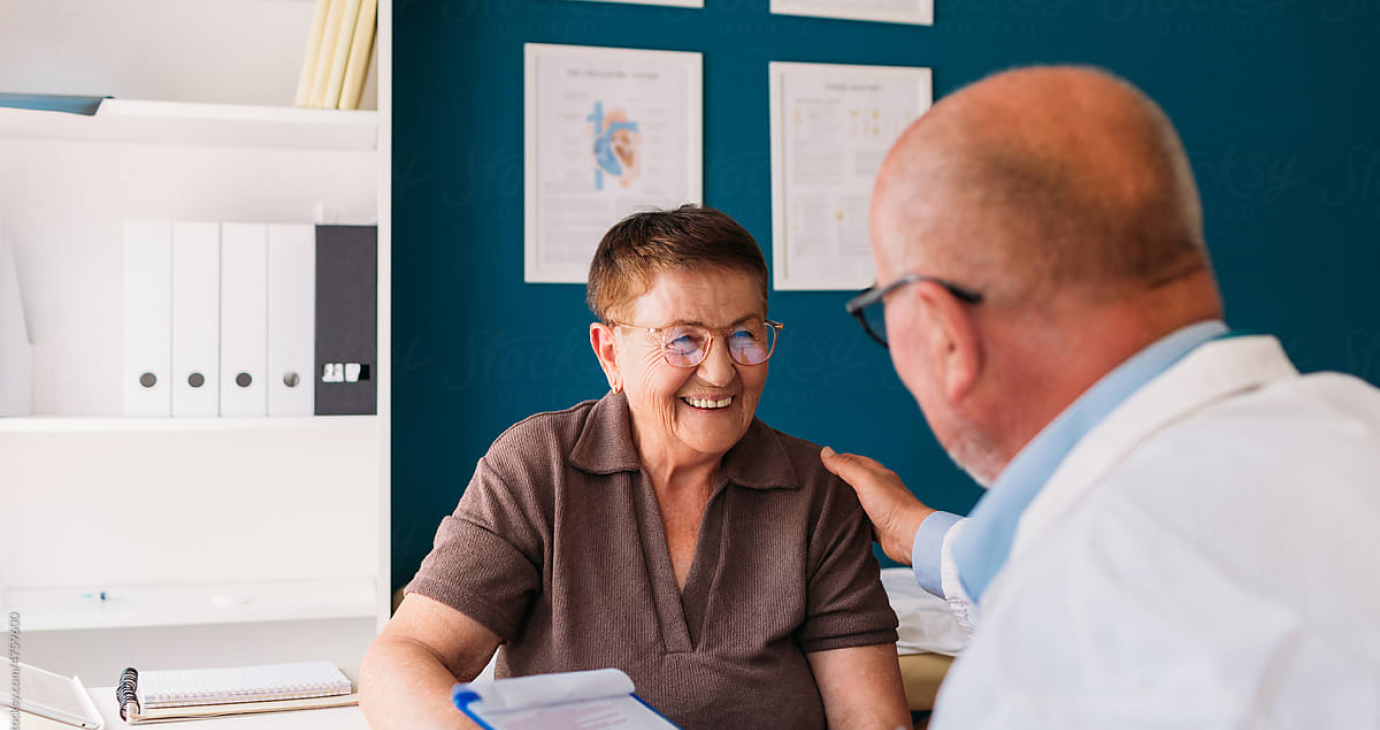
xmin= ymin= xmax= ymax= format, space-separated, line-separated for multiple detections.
xmin=359 ymin=593 xmax=502 ymax=730
xmin=808 ymin=644 xmax=912 ymax=730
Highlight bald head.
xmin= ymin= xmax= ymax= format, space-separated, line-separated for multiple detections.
xmin=870 ymin=66 xmax=1225 ymax=484
xmin=873 ymin=66 xmax=1211 ymax=307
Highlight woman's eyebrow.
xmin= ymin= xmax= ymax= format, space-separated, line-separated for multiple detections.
xmin=667 ymin=314 xmax=760 ymax=328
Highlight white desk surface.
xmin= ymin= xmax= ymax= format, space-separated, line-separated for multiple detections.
xmin=57 ymin=688 xmax=372 ymax=730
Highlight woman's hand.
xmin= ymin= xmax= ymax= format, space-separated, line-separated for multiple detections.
xmin=808 ymin=644 xmax=912 ymax=730
xmin=821 ymin=447 xmax=935 ymax=565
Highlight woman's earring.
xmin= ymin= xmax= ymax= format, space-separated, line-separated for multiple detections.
xmin=610 ymin=377 xmax=623 ymax=395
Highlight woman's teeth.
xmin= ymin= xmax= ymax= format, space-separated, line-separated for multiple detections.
xmin=683 ymin=396 xmax=733 ymax=410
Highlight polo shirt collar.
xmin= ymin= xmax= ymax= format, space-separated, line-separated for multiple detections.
xmin=570 ymin=392 xmax=798 ymax=490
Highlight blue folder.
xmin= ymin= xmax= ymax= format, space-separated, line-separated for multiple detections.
xmin=0 ymin=94 xmax=108 ymax=116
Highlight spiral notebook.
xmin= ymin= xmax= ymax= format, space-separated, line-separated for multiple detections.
xmin=116 ymin=661 xmax=358 ymax=725
xmin=137 ymin=661 xmax=349 ymax=708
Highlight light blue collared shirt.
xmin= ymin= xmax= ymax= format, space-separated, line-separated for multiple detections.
xmin=911 ymin=320 xmax=1231 ymax=601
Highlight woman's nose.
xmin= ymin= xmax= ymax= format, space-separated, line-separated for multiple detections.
xmin=696 ymin=337 xmax=737 ymax=386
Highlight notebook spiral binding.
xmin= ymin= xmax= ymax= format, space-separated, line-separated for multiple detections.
xmin=116 ymin=667 xmax=141 ymax=721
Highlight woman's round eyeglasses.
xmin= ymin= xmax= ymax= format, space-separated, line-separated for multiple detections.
xmin=609 ymin=319 xmax=785 ymax=368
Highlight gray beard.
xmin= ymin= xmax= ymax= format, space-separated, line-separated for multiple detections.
xmin=942 ymin=424 xmax=1000 ymax=489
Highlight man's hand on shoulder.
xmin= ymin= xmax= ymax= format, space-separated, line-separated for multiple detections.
xmin=821 ymin=446 xmax=935 ymax=565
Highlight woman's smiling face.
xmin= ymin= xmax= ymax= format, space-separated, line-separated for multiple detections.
xmin=610 ymin=268 xmax=770 ymax=464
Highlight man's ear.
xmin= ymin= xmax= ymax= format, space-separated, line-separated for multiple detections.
xmin=911 ymin=282 xmax=983 ymax=403
xmin=589 ymin=322 xmax=621 ymax=391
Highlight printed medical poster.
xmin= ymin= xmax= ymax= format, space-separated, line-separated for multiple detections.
xmin=771 ymin=0 xmax=932 ymax=25
xmin=525 ymin=44 xmax=702 ymax=283
xmin=769 ymin=62 xmax=931 ymax=290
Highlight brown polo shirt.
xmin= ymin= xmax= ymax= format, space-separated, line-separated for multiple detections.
xmin=406 ymin=392 xmax=898 ymax=730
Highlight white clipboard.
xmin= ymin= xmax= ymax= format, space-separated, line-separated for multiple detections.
xmin=2 ymin=659 xmax=104 ymax=729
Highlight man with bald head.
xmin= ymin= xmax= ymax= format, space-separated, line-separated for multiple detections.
xmin=822 ymin=66 xmax=1380 ymax=725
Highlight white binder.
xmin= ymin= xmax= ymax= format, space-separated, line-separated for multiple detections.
xmin=267 ymin=224 xmax=316 ymax=417
xmin=123 ymin=221 xmax=173 ymax=417
xmin=220 ymin=223 xmax=269 ymax=417
xmin=171 ymin=222 xmax=221 ymax=417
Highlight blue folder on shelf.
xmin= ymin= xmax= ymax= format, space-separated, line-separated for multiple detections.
xmin=0 ymin=93 xmax=108 ymax=115
xmin=451 ymin=668 xmax=679 ymax=730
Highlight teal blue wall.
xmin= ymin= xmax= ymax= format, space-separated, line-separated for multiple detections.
xmin=392 ymin=0 xmax=1380 ymax=590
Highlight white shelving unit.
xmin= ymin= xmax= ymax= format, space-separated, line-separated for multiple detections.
xmin=0 ymin=100 xmax=379 ymax=151
xmin=0 ymin=0 xmax=393 ymax=684
xmin=6 ymin=578 xmax=378 ymax=632
xmin=0 ymin=415 xmax=379 ymax=434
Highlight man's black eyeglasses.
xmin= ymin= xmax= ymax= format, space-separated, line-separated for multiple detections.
xmin=845 ymin=274 xmax=984 ymax=349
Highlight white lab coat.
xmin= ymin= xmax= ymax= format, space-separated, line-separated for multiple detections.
xmin=931 ymin=335 xmax=1380 ymax=729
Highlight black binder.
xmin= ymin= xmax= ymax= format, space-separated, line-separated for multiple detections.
xmin=315 ymin=225 xmax=377 ymax=416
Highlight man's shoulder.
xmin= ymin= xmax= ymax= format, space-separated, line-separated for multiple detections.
xmin=1129 ymin=367 xmax=1380 ymax=487
xmin=1258 ymin=369 xmax=1380 ymax=430
xmin=1097 ymin=374 xmax=1380 ymax=529
xmin=952 ymin=373 xmax=1380 ymax=726
xmin=1035 ymin=374 xmax=1380 ymax=600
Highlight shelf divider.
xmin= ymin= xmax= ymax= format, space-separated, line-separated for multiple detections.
xmin=4 ymin=577 xmax=379 ymax=632
xmin=0 ymin=99 xmax=378 ymax=151
xmin=0 ymin=415 xmax=378 ymax=434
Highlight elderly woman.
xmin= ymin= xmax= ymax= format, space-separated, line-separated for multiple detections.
xmin=360 ymin=206 xmax=909 ymax=730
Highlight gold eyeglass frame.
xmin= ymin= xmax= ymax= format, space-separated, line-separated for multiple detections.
xmin=608 ymin=320 xmax=785 ymax=368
